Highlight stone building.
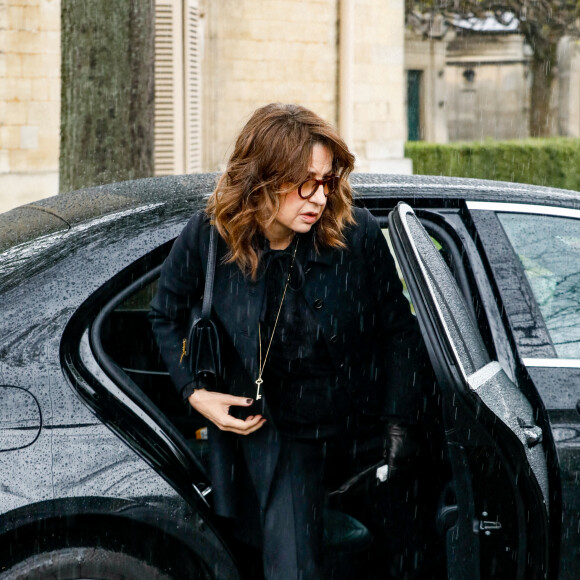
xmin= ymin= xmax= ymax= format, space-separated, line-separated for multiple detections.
xmin=403 ymin=14 xmax=580 ymax=144
xmin=0 ymin=0 xmax=411 ymax=213
xmin=402 ymin=14 xmax=531 ymax=143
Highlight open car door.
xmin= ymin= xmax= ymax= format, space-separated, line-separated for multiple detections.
xmin=388 ymin=203 xmax=550 ymax=580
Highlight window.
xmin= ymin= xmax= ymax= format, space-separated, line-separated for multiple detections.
xmin=383 ymin=227 xmax=445 ymax=313
xmin=383 ymin=220 xmax=476 ymax=324
xmin=498 ymin=213 xmax=580 ymax=359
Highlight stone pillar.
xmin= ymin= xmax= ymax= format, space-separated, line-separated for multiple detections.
xmin=557 ymin=36 xmax=580 ymax=138
xmin=202 ymin=0 xmax=412 ymax=174
xmin=350 ymin=0 xmax=412 ymax=173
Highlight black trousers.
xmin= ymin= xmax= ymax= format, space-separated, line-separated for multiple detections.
xmin=240 ymin=422 xmax=326 ymax=580
xmin=238 ymin=411 xmax=390 ymax=580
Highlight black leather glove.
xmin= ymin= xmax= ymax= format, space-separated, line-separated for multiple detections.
xmin=382 ymin=420 xmax=422 ymax=478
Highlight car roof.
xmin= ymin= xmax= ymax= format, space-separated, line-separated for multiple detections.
xmin=1 ymin=173 xmax=579 ymax=253
xmin=352 ymin=173 xmax=580 ymax=207
xmin=0 ymin=174 xmax=217 ymax=253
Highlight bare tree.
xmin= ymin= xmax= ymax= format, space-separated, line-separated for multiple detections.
xmin=60 ymin=0 xmax=155 ymax=193
xmin=406 ymin=1 xmax=580 ymax=137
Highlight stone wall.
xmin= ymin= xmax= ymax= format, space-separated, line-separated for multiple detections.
xmin=557 ymin=36 xmax=580 ymax=138
xmin=202 ymin=0 xmax=410 ymax=173
xmin=0 ymin=0 xmax=411 ymax=213
xmin=446 ymin=33 xmax=531 ymax=141
xmin=201 ymin=0 xmax=339 ymax=171
xmin=0 ymin=0 xmax=60 ymax=213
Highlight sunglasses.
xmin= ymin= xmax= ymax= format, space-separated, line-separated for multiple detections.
xmin=297 ymin=176 xmax=340 ymax=200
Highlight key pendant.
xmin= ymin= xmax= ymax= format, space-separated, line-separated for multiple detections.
xmin=255 ymin=377 xmax=263 ymax=400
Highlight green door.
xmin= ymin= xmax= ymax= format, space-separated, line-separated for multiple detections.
xmin=407 ymin=70 xmax=422 ymax=141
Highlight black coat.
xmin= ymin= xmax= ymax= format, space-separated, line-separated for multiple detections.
xmin=150 ymin=206 xmax=424 ymax=517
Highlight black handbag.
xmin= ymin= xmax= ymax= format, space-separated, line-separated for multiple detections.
xmin=185 ymin=225 xmax=222 ymax=388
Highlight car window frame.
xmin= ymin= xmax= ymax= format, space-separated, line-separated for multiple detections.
xmin=61 ymin=245 xmax=213 ymax=507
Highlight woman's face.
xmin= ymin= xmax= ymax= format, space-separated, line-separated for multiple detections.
xmin=265 ymin=143 xmax=333 ymax=249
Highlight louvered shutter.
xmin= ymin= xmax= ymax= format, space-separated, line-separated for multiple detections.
xmin=184 ymin=0 xmax=202 ymax=172
xmin=154 ymin=0 xmax=202 ymax=175
xmin=154 ymin=0 xmax=185 ymax=175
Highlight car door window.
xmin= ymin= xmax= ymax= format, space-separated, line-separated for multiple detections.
xmin=383 ymin=221 xmax=479 ymax=326
xmin=96 ymin=269 xmax=211 ymax=467
xmin=497 ymin=213 xmax=580 ymax=359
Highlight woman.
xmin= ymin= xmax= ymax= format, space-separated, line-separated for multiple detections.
xmin=150 ymin=103 xmax=424 ymax=579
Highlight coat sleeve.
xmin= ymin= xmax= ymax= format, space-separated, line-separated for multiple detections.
xmin=148 ymin=211 xmax=208 ymax=398
xmin=361 ymin=208 xmax=427 ymax=423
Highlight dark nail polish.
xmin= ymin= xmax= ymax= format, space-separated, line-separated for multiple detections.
xmin=246 ymin=398 xmax=253 ymax=404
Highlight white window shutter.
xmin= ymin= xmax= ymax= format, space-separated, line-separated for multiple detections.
xmin=154 ymin=0 xmax=185 ymax=175
xmin=184 ymin=0 xmax=202 ymax=173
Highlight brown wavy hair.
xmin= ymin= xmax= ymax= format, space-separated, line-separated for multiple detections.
xmin=206 ymin=103 xmax=356 ymax=278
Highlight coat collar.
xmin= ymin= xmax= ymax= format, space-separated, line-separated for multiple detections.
xmin=259 ymin=228 xmax=334 ymax=267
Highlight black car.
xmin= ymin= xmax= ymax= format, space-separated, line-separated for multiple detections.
xmin=0 ymin=174 xmax=578 ymax=579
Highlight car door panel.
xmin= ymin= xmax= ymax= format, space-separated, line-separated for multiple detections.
xmin=467 ymin=204 xmax=580 ymax=579
xmin=388 ymin=202 xmax=550 ymax=579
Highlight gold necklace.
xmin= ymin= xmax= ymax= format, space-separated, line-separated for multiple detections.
xmin=255 ymin=238 xmax=299 ymax=400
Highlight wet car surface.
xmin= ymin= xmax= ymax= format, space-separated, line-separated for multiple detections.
xmin=0 ymin=173 xmax=578 ymax=579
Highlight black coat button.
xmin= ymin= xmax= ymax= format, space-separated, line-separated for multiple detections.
xmin=313 ymin=298 xmax=323 ymax=309
xmin=329 ymin=334 xmax=338 ymax=344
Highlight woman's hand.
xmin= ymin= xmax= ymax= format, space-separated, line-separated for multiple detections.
xmin=188 ymin=389 xmax=267 ymax=435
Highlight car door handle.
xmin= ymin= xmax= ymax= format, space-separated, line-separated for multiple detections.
xmin=517 ymin=417 xmax=543 ymax=447
xmin=522 ymin=425 xmax=543 ymax=447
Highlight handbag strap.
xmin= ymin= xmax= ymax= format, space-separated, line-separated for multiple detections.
xmin=201 ymin=224 xmax=218 ymax=320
